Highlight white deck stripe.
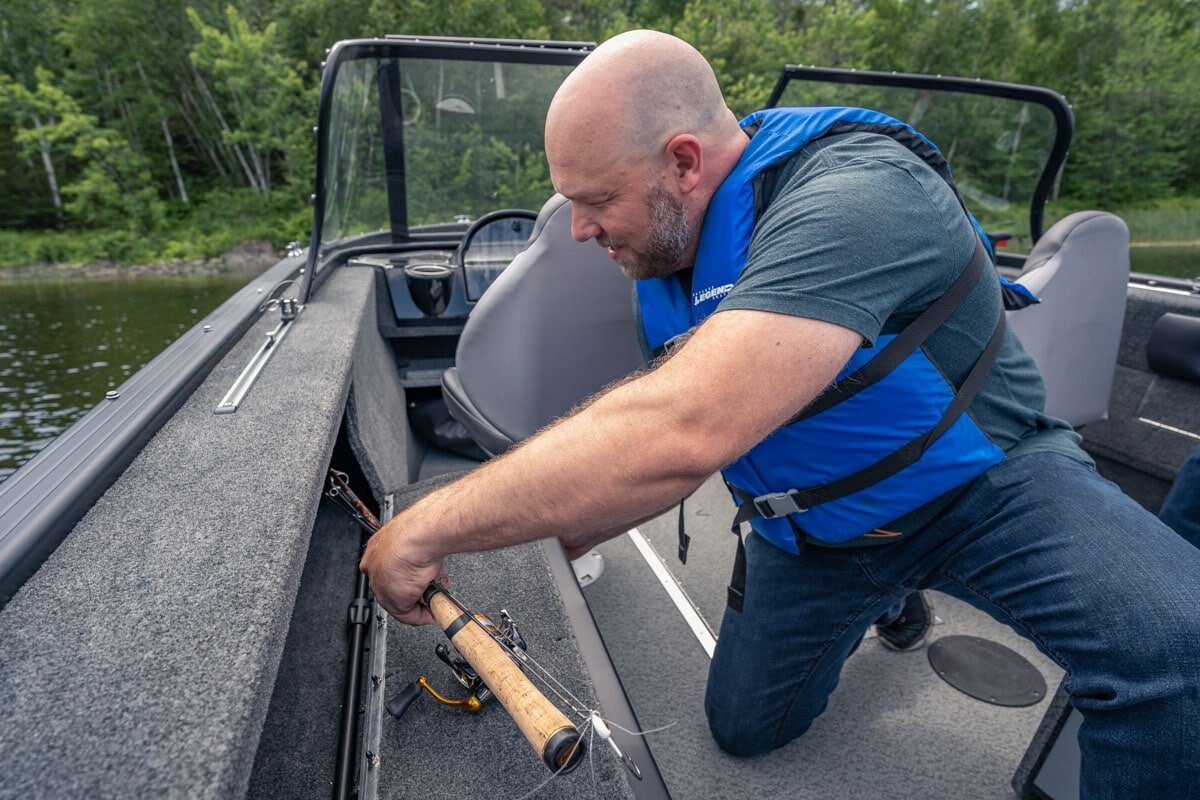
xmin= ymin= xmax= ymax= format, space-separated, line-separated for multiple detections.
xmin=1137 ymin=417 xmax=1200 ymax=442
xmin=626 ymin=528 xmax=718 ymax=658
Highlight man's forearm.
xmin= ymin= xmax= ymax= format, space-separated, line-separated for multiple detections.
xmin=560 ymin=502 xmax=683 ymax=559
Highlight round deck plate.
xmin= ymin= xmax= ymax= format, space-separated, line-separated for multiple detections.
xmin=927 ymin=635 xmax=1047 ymax=707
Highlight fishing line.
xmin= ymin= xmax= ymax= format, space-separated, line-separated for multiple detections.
xmin=603 ymin=717 xmax=679 ymax=738
xmin=509 ymin=715 xmax=596 ymax=800
xmin=490 ymin=626 xmax=592 ymax=719
xmin=443 ymin=587 xmax=650 ymax=784
xmin=590 ymin=719 xmax=599 ymax=800
xmin=431 ymin=580 xmax=591 ymax=719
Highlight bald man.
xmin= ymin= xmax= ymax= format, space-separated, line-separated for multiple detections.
xmin=363 ymin=31 xmax=1200 ymax=796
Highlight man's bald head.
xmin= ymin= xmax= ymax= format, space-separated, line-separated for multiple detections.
xmin=546 ymin=30 xmax=738 ymax=166
xmin=545 ymin=31 xmax=748 ymax=280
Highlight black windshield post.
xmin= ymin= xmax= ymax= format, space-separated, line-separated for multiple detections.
xmin=766 ymin=65 xmax=1074 ymax=246
xmin=379 ymin=59 xmax=409 ymax=243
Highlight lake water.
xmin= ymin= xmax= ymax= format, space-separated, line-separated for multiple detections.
xmin=1 ymin=248 xmax=1197 ymax=485
xmin=0 ymin=274 xmax=252 ymax=483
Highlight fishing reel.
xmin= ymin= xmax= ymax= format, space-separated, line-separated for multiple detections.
xmin=387 ymin=608 xmax=528 ymax=718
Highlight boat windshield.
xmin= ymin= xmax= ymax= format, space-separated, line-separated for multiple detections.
xmin=770 ymin=68 xmax=1072 ymax=254
xmin=315 ymin=41 xmax=584 ymax=265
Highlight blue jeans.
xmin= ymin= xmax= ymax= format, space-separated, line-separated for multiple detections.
xmin=1160 ymin=443 xmax=1200 ymax=547
xmin=705 ymin=452 xmax=1200 ymax=799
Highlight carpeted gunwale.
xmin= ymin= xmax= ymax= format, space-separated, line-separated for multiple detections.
xmin=0 ymin=266 xmax=374 ymax=799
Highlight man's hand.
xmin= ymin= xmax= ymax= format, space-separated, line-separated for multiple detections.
xmin=359 ymin=519 xmax=447 ymax=626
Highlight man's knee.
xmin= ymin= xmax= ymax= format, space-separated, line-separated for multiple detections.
xmin=704 ymin=686 xmax=819 ymax=758
xmin=705 ymin=700 xmax=776 ymax=758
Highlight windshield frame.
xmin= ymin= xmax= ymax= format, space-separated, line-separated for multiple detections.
xmin=766 ymin=65 xmax=1074 ymax=250
xmin=301 ymin=37 xmax=593 ymax=302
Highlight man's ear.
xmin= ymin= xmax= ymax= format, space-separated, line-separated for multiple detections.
xmin=665 ymin=134 xmax=703 ymax=194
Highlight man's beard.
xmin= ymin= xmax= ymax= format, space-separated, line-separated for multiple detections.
xmin=601 ymin=181 xmax=691 ymax=281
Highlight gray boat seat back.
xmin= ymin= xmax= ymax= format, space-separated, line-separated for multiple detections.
xmin=442 ymin=194 xmax=644 ymax=456
xmin=1006 ymin=210 xmax=1130 ymax=427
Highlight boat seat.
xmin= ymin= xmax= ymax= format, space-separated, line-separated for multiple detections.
xmin=1006 ymin=211 xmax=1130 ymax=428
xmin=442 ymin=194 xmax=645 ymax=456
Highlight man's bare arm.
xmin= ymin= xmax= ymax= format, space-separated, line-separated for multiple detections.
xmin=360 ymin=308 xmax=861 ymax=622
xmin=559 ymin=503 xmax=681 ymax=560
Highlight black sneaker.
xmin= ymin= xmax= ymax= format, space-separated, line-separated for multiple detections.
xmin=876 ymin=592 xmax=933 ymax=651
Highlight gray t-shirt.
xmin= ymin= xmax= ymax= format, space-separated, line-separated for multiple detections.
xmin=713 ymin=130 xmax=1089 ymax=537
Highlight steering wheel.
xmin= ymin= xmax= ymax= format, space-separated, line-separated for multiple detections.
xmin=455 ymin=209 xmax=538 ymax=301
xmin=455 ymin=209 xmax=539 ymax=272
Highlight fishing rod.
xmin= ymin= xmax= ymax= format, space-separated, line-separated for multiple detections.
xmin=325 ymin=469 xmax=602 ymax=780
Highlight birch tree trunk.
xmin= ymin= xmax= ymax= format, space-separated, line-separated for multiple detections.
xmin=188 ymin=60 xmax=260 ymax=192
xmin=161 ymin=117 xmax=188 ymax=204
xmin=3 ymin=25 xmax=63 ymax=226
xmin=31 ymin=114 xmax=64 ymax=228
xmin=229 ymin=89 xmax=269 ymax=194
xmin=136 ymin=59 xmax=189 ymax=204
xmin=178 ymin=88 xmax=231 ymax=182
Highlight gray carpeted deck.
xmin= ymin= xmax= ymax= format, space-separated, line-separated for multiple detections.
xmin=0 ymin=263 xmax=645 ymax=800
xmin=585 ymin=473 xmax=1065 ymax=800
xmin=1082 ymin=287 xmax=1200 ymax=483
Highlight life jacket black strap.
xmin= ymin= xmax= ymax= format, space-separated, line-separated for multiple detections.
xmin=677 ymin=498 xmax=691 ymax=564
xmin=727 ymin=524 xmax=748 ymax=613
xmin=790 ymin=239 xmax=988 ymax=424
xmin=723 ymin=303 xmax=1004 ymax=612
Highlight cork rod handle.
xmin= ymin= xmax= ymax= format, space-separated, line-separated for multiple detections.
xmin=427 ymin=589 xmax=583 ymax=773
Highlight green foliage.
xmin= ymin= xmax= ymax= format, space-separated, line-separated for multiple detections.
xmin=272 ymin=0 xmax=374 ymax=77
xmin=187 ymin=5 xmax=316 ymax=192
xmin=1113 ymin=197 xmax=1200 ymax=244
xmin=0 ymin=68 xmax=164 ymax=231
xmin=491 ymin=140 xmax=556 ymax=209
xmin=1057 ymin=0 xmax=1200 ymax=206
xmin=0 ymin=187 xmax=309 ymax=266
xmin=365 ymin=0 xmax=552 ymax=40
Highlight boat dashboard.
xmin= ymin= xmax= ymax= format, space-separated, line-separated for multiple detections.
xmin=347 ymin=209 xmax=539 ymax=327
xmin=331 ymin=209 xmax=543 ymax=393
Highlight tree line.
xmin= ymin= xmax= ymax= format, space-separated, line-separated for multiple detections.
xmin=0 ymin=0 xmax=1196 ymax=264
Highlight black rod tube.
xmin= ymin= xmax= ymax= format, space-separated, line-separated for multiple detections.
xmin=333 ymin=565 xmax=371 ymax=800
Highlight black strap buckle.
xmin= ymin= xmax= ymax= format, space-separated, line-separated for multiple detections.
xmin=726 ymin=584 xmax=745 ymax=612
xmin=752 ymin=490 xmax=807 ymax=519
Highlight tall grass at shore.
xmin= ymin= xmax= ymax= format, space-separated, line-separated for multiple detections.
xmin=1046 ymin=196 xmax=1200 ymax=244
xmin=1117 ymin=197 xmax=1200 ymax=246
xmin=1111 ymin=198 xmax=1200 ymax=280
xmin=0 ymin=189 xmax=310 ymax=269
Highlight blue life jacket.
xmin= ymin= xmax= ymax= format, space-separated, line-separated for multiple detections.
xmin=636 ymin=106 xmax=1017 ymax=553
